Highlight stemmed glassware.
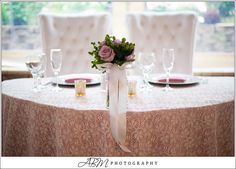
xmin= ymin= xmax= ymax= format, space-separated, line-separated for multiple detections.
xmin=162 ymin=48 xmax=175 ymax=92
xmin=25 ymin=53 xmax=43 ymax=92
xmin=37 ymin=53 xmax=47 ymax=89
xmin=50 ymin=49 xmax=62 ymax=91
xmin=138 ymin=52 xmax=156 ymax=92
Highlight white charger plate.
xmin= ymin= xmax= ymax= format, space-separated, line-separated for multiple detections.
xmin=52 ymin=73 xmax=101 ymax=86
xmin=148 ymin=74 xmax=201 ymax=85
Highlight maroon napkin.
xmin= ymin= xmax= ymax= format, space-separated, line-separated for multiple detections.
xmin=65 ymin=78 xmax=92 ymax=83
xmin=158 ymin=77 xmax=186 ymax=83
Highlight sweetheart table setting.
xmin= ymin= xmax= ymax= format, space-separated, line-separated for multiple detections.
xmin=2 ymin=35 xmax=234 ymax=156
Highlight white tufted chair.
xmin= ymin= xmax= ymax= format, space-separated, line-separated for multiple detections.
xmin=126 ymin=12 xmax=197 ymax=75
xmin=39 ymin=13 xmax=111 ymax=76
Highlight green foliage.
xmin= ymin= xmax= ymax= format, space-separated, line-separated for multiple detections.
xmin=2 ymin=3 xmax=10 ymax=25
xmin=151 ymin=2 xmax=235 ymax=23
xmin=1 ymin=2 xmax=46 ymax=25
xmin=88 ymin=41 xmax=104 ymax=69
xmin=205 ymin=2 xmax=235 ymax=23
xmin=25 ymin=2 xmax=46 ymax=25
xmin=46 ymin=2 xmax=107 ymax=13
xmin=88 ymin=34 xmax=135 ymax=69
xmin=11 ymin=2 xmax=28 ymax=25
xmin=1 ymin=2 xmax=108 ymax=25
xmin=218 ymin=2 xmax=235 ymax=17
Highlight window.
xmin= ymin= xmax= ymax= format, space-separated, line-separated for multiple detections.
xmin=146 ymin=2 xmax=234 ymax=75
xmin=2 ymin=2 xmax=110 ymax=50
xmin=2 ymin=2 xmax=110 ymax=70
xmin=1 ymin=1 xmax=235 ymax=76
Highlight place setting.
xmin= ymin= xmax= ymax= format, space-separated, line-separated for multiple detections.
xmin=135 ymin=48 xmax=202 ymax=93
xmin=25 ymin=48 xmax=102 ymax=94
xmin=148 ymin=73 xmax=201 ymax=86
xmin=53 ymin=73 xmax=101 ymax=86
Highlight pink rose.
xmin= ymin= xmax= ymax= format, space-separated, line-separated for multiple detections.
xmin=99 ymin=45 xmax=115 ymax=62
xmin=125 ymin=51 xmax=135 ymax=61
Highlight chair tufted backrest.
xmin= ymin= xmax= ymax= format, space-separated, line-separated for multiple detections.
xmin=39 ymin=13 xmax=111 ymax=76
xmin=126 ymin=12 xmax=197 ymax=75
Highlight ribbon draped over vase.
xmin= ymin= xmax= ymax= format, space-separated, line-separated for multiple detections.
xmin=98 ymin=63 xmax=131 ymax=152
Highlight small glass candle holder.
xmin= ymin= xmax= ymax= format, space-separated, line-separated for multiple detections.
xmin=128 ymin=80 xmax=137 ymax=97
xmin=75 ymin=80 xmax=86 ymax=97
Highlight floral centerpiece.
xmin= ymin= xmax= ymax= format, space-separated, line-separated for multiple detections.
xmin=88 ymin=34 xmax=135 ymax=152
xmin=88 ymin=34 xmax=135 ymax=69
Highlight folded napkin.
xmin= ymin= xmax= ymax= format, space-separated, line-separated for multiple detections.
xmin=158 ymin=77 xmax=186 ymax=83
xmin=65 ymin=78 xmax=92 ymax=83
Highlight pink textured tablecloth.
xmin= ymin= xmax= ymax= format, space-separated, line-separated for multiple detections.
xmin=2 ymin=77 xmax=234 ymax=156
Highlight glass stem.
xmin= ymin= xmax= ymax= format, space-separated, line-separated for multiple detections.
xmin=55 ymin=72 xmax=59 ymax=88
xmin=32 ymin=74 xmax=38 ymax=89
xmin=143 ymin=70 xmax=148 ymax=88
xmin=37 ymin=75 xmax=41 ymax=87
xmin=166 ymin=71 xmax=170 ymax=88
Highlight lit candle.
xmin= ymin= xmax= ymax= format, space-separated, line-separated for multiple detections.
xmin=128 ymin=80 xmax=137 ymax=97
xmin=75 ymin=80 xmax=86 ymax=96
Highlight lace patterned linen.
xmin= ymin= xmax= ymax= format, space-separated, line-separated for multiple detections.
xmin=2 ymin=77 xmax=234 ymax=156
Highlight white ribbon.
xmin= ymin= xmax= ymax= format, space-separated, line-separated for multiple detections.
xmin=98 ymin=63 xmax=131 ymax=152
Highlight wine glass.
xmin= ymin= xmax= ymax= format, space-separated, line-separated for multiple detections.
xmin=50 ymin=49 xmax=62 ymax=91
xmin=138 ymin=52 xmax=156 ymax=92
xmin=162 ymin=48 xmax=175 ymax=92
xmin=37 ymin=53 xmax=47 ymax=89
xmin=25 ymin=53 xmax=43 ymax=92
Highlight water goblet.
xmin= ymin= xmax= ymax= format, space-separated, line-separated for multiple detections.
xmin=25 ymin=53 xmax=43 ymax=92
xmin=50 ymin=49 xmax=62 ymax=91
xmin=162 ymin=48 xmax=175 ymax=92
xmin=37 ymin=53 xmax=47 ymax=89
xmin=138 ymin=52 xmax=156 ymax=93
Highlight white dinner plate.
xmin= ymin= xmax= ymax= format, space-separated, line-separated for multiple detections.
xmin=52 ymin=73 xmax=101 ymax=86
xmin=148 ymin=74 xmax=201 ymax=85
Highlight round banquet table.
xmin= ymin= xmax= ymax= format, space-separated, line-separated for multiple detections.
xmin=2 ymin=77 xmax=234 ymax=156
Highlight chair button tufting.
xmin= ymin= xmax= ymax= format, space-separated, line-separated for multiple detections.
xmin=177 ymin=22 xmax=182 ymax=27
xmin=90 ymin=23 xmax=94 ymax=28
xmin=79 ymin=48 xmax=83 ymax=54
xmin=72 ymin=38 xmax=77 ymax=43
xmin=78 ymin=26 xmax=82 ymax=30
xmin=67 ymin=26 xmax=71 ymax=31
xmin=85 ymin=36 xmax=89 ymax=41
xmin=164 ymin=24 xmax=168 ymax=29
